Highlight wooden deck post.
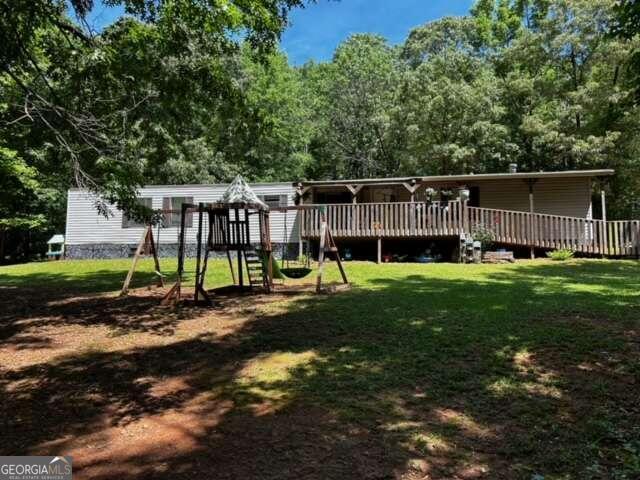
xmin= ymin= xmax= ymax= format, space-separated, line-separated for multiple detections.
xmin=194 ymin=204 xmax=204 ymax=302
xmin=297 ymin=209 xmax=303 ymax=258
xmin=377 ymin=237 xmax=382 ymax=264
xmin=235 ymin=208 xmax=243 ymax=288
xmin=402 ymin=181 xmax=420 ymax=235
xmin=527 ymin=180 xmax=537 ymax=259
xmin=601 ymin=190 xmax=608 ymax=256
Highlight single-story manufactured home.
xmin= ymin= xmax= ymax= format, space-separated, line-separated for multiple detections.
xmin=66 ymin=168 xmax=640 ymax=259
xmin=65 ymin=182 xmax=298 ymax=259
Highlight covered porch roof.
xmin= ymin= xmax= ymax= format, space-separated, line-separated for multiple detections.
xmin=294 ymin=169 xmax=614 ymax=188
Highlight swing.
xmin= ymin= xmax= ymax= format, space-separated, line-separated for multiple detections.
xmin=280 ymin=207 xmax=313 ymax=279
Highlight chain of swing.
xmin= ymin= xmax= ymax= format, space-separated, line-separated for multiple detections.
xmin=280 ymin=207 xmax=313 ymax=279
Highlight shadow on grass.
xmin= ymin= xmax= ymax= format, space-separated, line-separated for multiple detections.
xmin=0 ymin=260 xmax=228 ymax=340
xmin=0 ymin=268 xmax=159 ymax=297
xmin=0 ymin=261 xmax=639 ymax=479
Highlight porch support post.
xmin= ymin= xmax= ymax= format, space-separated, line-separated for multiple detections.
xmin=601 ymin=190 xmax=607 ymax=256
xmin=403 ymin=180 xmax=420 ymax=234
xmin=345 ymin=184 xmax=363 ymax=204
xmin=526 ymin=179 xmax=537 ymax=259
xmin=377 ymin=237 xmax=382 ymax=264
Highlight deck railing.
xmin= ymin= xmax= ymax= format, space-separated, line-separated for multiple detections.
xmin=299 ymin=202 xmax=640 ymax=257
xmin=300 ymin=201 xmax=466 ymax=238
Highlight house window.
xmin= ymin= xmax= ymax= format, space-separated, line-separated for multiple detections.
xmin=122 ymin=197 xmax=153 ymax=228
xmin=258 ymin=194 xmax=288 ymax=208
xmin=162 ymin=196 xmax=194 ymax=228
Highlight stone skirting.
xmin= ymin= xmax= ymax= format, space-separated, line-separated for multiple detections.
xmin=65 ymin=242 xmax=301 ymax=260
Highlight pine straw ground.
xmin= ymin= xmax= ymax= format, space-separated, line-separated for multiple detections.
xmin=0 ymin=259 xmax=639 ymax=480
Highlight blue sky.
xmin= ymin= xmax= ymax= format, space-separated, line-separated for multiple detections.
xmin=81 ymin=0 xmax=474 ymax=65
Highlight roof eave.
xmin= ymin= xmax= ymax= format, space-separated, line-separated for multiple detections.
xmin=295 ymin=169 xmax=615 ymax=187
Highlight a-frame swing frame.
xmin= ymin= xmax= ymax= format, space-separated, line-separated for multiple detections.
xmin=315 ymin=208 xmax=349 ymax=293
xmin=120 ymin=224 xmax=163 ymax=296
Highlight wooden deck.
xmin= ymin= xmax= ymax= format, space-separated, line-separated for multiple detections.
xmin=299 ymin=201 xmax=640 ymax=257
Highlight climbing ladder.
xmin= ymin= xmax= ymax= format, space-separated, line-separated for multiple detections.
xmin=244 ymin=249 xmax=268 ymax=290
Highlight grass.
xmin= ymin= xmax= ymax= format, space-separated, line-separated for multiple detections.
xmin=1 ymin=258 xmax=639 ymax=479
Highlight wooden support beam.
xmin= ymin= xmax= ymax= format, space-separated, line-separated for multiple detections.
xmin=161 ymin=202 xmax=192 ymax=306
xmin=195 ymin=248 xmax=213 ymax=306
xmin=345 ymin=184 xmax=364 ymax=203
xmin=601 ymin=190 xmax=608 ymax=257
xmin=149 ymin=225 xmax=163 ymax=287
xmin=526 ymin=179 xmax=538 ymax=259
xmin=328 ymin=227 xmax=348 ymax=285
xmin=295 ymin=184 xmax=312 ymax=197
xmin=194 ymin=204 xmax=204 ymax=303
xmin=316 ymin=222 xmax=327 ymax=292
xmin=377 ymin=237 xmax=382 ymax=264
xmin=235 ymin=209 xmax=243 ymax=288
xmin=120 ymin=226 xmax=151 ymax=296
xmin=402 ymin=182 xmax=421 ymax=194
xmin=160 ymin=281 xmax=181 ymax=306
xmin=316 ymin=208 xmax=349 ymax=293
xmin=226 ymin=250 xmax=236 ymax=284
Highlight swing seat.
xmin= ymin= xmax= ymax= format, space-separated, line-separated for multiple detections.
xmin=280 ymin=267 xmax=313 ymax=279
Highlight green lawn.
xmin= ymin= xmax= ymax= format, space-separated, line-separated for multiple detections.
xmin=1 ymin=258 xmax=639 ymax=479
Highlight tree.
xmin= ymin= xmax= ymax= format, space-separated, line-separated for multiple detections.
xmin=396 ymin=49 xmax=514 ymax=175
xmin=402 ymin=16 xmax=481 ymax=67
xmin=480 ymin=0 xmax=640 ymax=216
xmin=239 ymin=46 xmax=313 ymax=181
xmin=0 ymin=147 xmax=46 ymax=261
xmin=611 ymin=0 xmax=640 ymax=100
xmin=305 ymin=34 xmax=402 ymax=179
xmin=0 ymin=0 xmax=311 ymax=214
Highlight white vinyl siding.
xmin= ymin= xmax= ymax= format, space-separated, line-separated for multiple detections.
xmin=65 ymin=183 xmax=297 ymax=246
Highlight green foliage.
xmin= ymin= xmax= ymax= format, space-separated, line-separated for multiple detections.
xmin=611 ymin=0 xmax=640 ymax=101
xmin=397 ymin=50 xmax=515 ymax=174
xmin=2 ymin=0 xmax=640 ymax=262
xmin=303 ymin=34 xmax=402 ymax=179
xmin=470 ymin=222 xmax=497 ymax=251
xmin=0 ymin=146 xmax=47 ymax=260
xmin=0 ymin=0 xmax=312 ymax=260
xmin=546 ymin=248 xmax=575 ymax=260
